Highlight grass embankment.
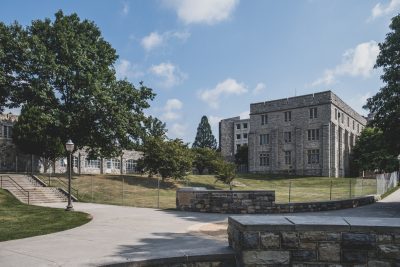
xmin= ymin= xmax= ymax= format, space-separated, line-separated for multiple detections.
xmin=38 ymin=173 xmax=377 ymax=209
xmin=0 ymin=189 xmax=91 ymax=242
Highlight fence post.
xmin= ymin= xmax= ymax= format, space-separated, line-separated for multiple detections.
xmin=361 ymin=178 xmax=363 ymax=196
xmin=288 ymin=181 xmax=292 ymax=203
xmin=122 ymin=177 xmax=124 ymax=205
xmin=157 ymin=177 xmax=160 ymax=209
xmin=330 ymin=180 xmax=332 ymax=200
xmin=91 ymin=175 xmax=93 ymax=201
xmin=349 ymin=178 xmax=352 ymax=198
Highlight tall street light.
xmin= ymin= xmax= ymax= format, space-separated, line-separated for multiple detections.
xmin=65 ymin=139 xmax=74 ymax=211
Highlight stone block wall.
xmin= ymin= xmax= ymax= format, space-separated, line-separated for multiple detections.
xmin=176 ymin=188 xmax=376 ymax=214
xmin=176 ymin=188 xmax=275 ymax=213
xmin=228 ymin=215 xmax=400 ymax=266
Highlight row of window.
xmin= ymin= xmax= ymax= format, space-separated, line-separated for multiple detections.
xmin=236 ymin=133 xmax=248 ymax=140
xmin=259 ymin=129 xmax=320 ymax=145
xmin=60 ymin=158 xmax=137 ymax=170
xmin=260 ymin=107 xmax=318 ymax=125
xmin=236 ymin=122 xmax=248 ymax=130
xmin=0 ymin=125 xmax=13 ymax=139
xmin=334 ymin=108 xmax=362 ymax=133
xmin=259 ymin=149 xmax=320 ymax=166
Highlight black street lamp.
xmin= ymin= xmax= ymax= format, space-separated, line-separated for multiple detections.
xmin=65 ymin=139 xmax=74 ymax=211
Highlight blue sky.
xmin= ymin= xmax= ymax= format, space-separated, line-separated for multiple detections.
xmin=1 ymin=0 xmax=399 ymax=143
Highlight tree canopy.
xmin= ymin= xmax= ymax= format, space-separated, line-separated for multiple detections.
xmin=365 ymin=14 xmax=400 ymax=155
xmin=1 ymin=11 xmax=157 ymax=158
xmin=235 ymin=144 xmax=248 ymax=165
xmin=139 ymin=138 xmax=193 ymax=180
xmin=192 ymin=147 xmax=221 ymax=175
xmin=351 ymin=127 xmax=398 ymax=173
xmin=192 ymin=116 xmax=217 ymax=149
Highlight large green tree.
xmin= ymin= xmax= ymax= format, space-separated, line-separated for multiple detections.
xmin=1 ymin=11 xmax=156 ymax=158
xmin=192 ymin=147 xmax=220 ymax=175
xmin=351 ymin=127 xmax=398 ymax=173
xmin=365 ymin=14 xmax=400 ymax=154
xmin=192 ymin=116 xmax=217 ymax=149
xmin=139 ymin=138 xmax=193 ymax=180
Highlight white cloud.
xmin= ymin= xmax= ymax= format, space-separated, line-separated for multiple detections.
xmin=115 ymin=59 xmax=144 ymax=80
xmin=140 ymin=30 xmax=191 ymax=52
xmin=370 ymin=0 xmax=400 ymax=20
xmin=311 ymin=41 xmax=379 ymax=86
xmin=252 ymin=82 xmax=266 ymax=95
xmin=169 ymin=123 xmax=187 ymax=138
xmin=141 ymin=32 xmax=163 ymax=51
xmin=122 ymin=2 xmax=129 ymax=15
xmin=198 ymin=78 xmax=248 ymax=108
xmin=239 ymin=110 xmax=249 ymax=119
xmin=149 ymin=62 xmax=187 ymax=88
xmin=163 ymin=0 xmax=239 ymax=25
xmin=208 ymin=115 xmax=223 ymax=127
xmin=162 ymin=98 xmax=183 ymax=121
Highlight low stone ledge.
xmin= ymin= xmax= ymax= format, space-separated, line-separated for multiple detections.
xmin=228 ymin=215 xmax=400 ymax=266
xmin=176 ymin=187 xmax=377 ymax=214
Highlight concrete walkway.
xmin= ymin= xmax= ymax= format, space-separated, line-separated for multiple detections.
xmin=0 ymin=189 xmax=399 ymax=266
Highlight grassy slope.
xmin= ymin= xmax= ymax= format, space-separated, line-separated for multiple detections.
xmin=0 ymin=189 xmax=91 ymax=242
xmin=39 ymin=173 xmax=376 ymax=209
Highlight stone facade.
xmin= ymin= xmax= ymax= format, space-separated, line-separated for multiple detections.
xmin=0 ymin=113 xmax=142 ymax=175
xmin=228 ymin=215 xmax=400 ymax=266
xmin=220 ymin=91 xmax=367 ymax=177
xmin=176 ymin=188 xmax=376 ymax=214
xmin=219 ymin=117 xmax=249 ymax=162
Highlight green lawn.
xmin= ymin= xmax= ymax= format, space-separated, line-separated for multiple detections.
xmin=38 ymin=173 xmax=377 ymax=209
xmin=0 ymin=189 xmax=91 ymax=242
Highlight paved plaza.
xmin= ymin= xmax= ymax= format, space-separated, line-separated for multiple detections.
xmin=0 ymin=189 xmax=399 ymax=266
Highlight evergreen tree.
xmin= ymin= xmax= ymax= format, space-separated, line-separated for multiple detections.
xmin=365 ymin=14 xmax=400 ymax=154
xmin=192 ymin=116 xmax=217 ymax=149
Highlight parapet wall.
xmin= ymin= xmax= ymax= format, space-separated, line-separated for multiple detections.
xmin=228 ymin=215 xmax=400 ymax=266
xmin=176 ymin=188 xmax=376 ymax=214
xmin=176 ymin=188 xmax=275 ymax=214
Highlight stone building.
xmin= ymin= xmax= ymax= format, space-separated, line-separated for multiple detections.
xmin=220 ymin=91 xmax=367 ymax=177
xmin=0 ymin=113 xmax=142 ymax=175
xmin=219 ymin=117 xmax=249 ymax=162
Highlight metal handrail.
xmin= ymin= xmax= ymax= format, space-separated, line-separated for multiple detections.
xmin=50 ymin=176 xmax=79 ymax=198
xmin=0 ymin=175 xmax=30 ymax=204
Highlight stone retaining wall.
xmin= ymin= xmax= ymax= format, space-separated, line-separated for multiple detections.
xmin=228 ymin=215 xmax=400 ymax=266
xmin=176 ymin=188 xmax=275 ymax=213
xmin=176 ymin=188 xmax=376 ymax=214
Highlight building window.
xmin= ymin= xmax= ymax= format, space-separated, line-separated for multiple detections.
xmin=284 ymin=131 xmax=292 ymax=143
xmin=260 ymin=134 xmax=270 ymax=145
xmin=260 ymin=153 xmax=270 ymax=166
xmin=284 ymin=111 xmax=292 ymax=122
xmin=236 ymin=124 xmax=241 ymax=130
xmin=357 ymin=123 xmax=360 ymax=133
xmin=261 ymin=114 xmax=268 ymax=125
xmin=347 ymin=117 xmax=350 ymax=127
xmin=243 ymin=133 xmax=248 ymax=139
xmin=353 ymin=120 xmax=355 ymax=130
xmin=341 ymin=113 xmax=344 ymax=124
xmin=307 ymin=129 xmax=320 ymax=141
xmin=285 ymin=151 xmax=292 ymax=165
xmin=73 ymin=157 xmax=79 ymax=168
xmin=307 ymin=149 xmax=320 ymax=164
xmin=335 ymin=108 xmax=338 ymax=120
xmin=3 ymin=125 xmax=12 ymax=139
xmin=85 ymin=159 xmax=101 ymax=169
xmin=309 ymin=108 xmax=317 ymax=119
xmin=243 ymin=123 xmax=248 ymax=129
xmin=60 ymin=158 xmax=67 ymax=167
xmin=106 ymin=159 xmax=121 ymax=169
xmin=236 ymin=144 xmax=241 ymax=151
xmin=338 ymin=112 xmax=341 ymax=122
xmin=236 ymin=134 xmax=241 ymax=140
xmin=126 ymin=159 xmax=137 ymax=171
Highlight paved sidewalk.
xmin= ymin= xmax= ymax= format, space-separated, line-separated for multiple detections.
xmin=0 ymin=189 xmax=399 ymax=266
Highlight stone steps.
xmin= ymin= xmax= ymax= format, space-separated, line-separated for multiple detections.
xmin=0 ymin=175 xmax=67 ymax=204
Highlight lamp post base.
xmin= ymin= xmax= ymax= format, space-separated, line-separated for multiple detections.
xmin=65 ymin=205 xmax=74 ymax=211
